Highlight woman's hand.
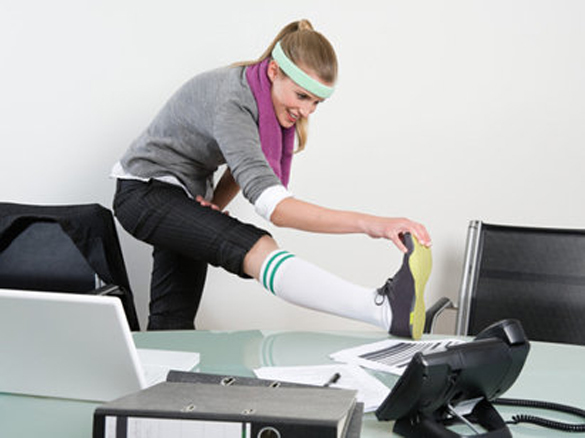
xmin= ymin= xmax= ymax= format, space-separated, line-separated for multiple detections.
xmin=195 ymin=195 xmax=228 ymax=215
xmin=361 ymin=216 xmax=431 ymax=253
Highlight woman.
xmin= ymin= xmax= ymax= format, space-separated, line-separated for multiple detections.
xmin=112 ymin=19 xmax=432 ymax=339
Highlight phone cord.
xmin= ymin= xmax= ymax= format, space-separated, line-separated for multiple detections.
xmin=494 ymin=397 xmax=585 ymax=433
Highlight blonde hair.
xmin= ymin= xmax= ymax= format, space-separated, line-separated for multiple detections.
xmin=238 ymin=19 xmax=338 ymax=152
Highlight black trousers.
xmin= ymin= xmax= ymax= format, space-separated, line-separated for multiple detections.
xmin=113 ymin=179 xmax=270 ymax=330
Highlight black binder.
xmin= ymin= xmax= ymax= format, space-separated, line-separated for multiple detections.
xmin=93 ymin=373 xmax=363 ymax=438
xmin=165 ymin=371 xmax=364 ymax=437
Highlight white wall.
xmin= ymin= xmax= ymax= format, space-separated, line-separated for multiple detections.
xmin=2 ymin=0 xmax=584 ymax=333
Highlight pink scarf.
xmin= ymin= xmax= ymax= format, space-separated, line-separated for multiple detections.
xmin=246 ymin=59 xmax=296 ymax=187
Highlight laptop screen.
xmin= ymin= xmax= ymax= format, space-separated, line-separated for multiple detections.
xmin=0 ymin=289 xmax=148 ymax=401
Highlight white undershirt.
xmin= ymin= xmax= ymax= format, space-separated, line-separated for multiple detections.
xmin=111 ymin=162 xmax=293 ymax=223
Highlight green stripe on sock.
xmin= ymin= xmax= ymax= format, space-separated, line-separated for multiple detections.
xmin=268 ymin=254 xmax=295 ymax=294
xmin=262 ymin=250 xmax=289 ymax=291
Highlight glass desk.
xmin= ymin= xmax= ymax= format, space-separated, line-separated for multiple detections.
xmin=1 ymin=330 xmax=584 ymax=437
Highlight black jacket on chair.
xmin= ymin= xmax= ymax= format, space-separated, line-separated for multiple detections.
xmin=0 ymin=202 xmax=140 ymax=331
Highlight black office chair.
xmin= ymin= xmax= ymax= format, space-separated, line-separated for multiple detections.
xmin=425 ymin=220 xmax=585 ymax=345
xmin=0 ymin=202 xmax=140 ymax=331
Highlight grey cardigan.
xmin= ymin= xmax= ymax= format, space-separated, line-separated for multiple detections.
xmin=119 ymin=66 xmax=282 ymax=204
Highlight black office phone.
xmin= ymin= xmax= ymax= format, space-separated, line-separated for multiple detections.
xmin=376 ymin=319 xmax=529 ymax=437
xmin=376 ymin=319 xmax=585 ymax=437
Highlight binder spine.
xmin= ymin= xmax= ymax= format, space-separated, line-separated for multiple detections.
xmin=94 ymin=413 xmax=343 ymax=438
xmin=95 ymin=414 xmax=253 ymax=438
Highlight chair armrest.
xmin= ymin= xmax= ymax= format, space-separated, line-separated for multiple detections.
xmin=95 ymin=284 xmax=124 ymax=297
xmin=424 ymin=297 xmax=455 ymax=334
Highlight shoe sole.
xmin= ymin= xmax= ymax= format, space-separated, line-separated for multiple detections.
xmin=408 ymin=237 xmax=432 ymax=340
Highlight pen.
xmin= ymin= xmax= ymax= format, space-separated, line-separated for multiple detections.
xmin=323 ymin=372 xmax=341 ymax=387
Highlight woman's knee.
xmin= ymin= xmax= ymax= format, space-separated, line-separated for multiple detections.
xmin=243 ymin=235 xmax=279 ymax=280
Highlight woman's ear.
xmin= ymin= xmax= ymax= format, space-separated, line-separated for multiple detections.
xmin=267 ymin=60 xmax=279 ymax=83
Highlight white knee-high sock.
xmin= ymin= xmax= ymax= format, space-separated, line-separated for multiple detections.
xmin=259 ymin=250 xmax=392 ymax=329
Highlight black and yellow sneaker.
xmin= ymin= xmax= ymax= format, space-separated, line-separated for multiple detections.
xmin=376 ymin=233 xmax=432 ymax=340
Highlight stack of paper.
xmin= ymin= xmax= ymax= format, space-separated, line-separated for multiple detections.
xmin=255 ymin=363 xmax=388 ymax=413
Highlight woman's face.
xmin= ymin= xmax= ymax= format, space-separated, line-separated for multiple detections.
xmin=267 ymin=60 xmax=330 ymax=128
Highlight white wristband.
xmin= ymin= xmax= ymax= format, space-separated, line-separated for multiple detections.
xmin=254 ymin=185 xmax=293 ymax=222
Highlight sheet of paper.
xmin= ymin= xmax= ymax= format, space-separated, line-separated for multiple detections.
xmin=254 ymin=363 xmax=389 ymax=412
xmin=137 ymin=349 xmax=200 ymax=386
xmin=330 ymin=338 xmax=465 ymax=375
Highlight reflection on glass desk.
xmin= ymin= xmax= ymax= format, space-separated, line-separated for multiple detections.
xmin=1 ymin=330 xmax=584 ymax=437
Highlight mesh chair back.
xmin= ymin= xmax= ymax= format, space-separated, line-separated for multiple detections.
xmin=462 ymin=221 xmax=585 ymax=345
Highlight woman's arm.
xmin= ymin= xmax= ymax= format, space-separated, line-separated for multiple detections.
xmin=270 ymin=197 xmax=431 ymax=252
xmin=211 ymin=168 xmax=240 ymax=211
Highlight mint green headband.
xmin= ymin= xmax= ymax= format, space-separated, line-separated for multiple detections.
xmin=271 ymin=41 xmax=335 ymax=99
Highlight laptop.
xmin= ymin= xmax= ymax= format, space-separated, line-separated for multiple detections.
xmin=0 ymin=288 xmax=200 ymax=402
